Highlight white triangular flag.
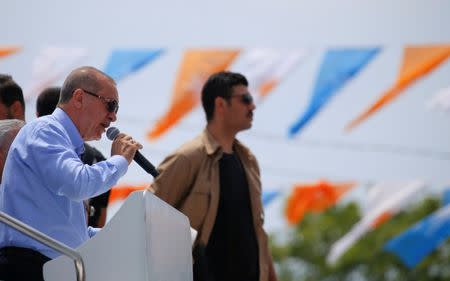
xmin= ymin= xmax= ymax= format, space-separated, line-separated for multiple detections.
xmin=326 ymin=180 xmax=426 ymax=265
xmin=427 ymin=86 xmax=450 ymax=113
xmin=25 ymin=47 xmax=88 ymax=99
xmin=230 ymin=48 xmax=307 ymax=102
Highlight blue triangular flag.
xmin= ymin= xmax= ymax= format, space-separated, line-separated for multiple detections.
xmin=384 ymin=204 xmax=450 ymax=268
xmin=262 ymin=191 xmax=280 ymax=207
xmin=442 ymin=188 xmax=450 ymax=205
xmin=288 ymin=48 xmax=380 ymax=137
xmin=104 ymin=48 xmax=164 ymax=82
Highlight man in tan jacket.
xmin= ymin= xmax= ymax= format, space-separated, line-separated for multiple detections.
xmin=152 ymin=71 xmax=277 ymax=281
xmin=0 ymin=119 xmax=24 ymax=183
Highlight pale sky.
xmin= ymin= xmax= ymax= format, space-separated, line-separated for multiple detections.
xmin=1 ymin=0 xmax=450 ymax=232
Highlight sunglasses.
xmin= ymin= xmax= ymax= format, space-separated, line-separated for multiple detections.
xmin=230 ymin=93 xmax=254 ymax=105
xmin=81 ymin=89 xmax=119 ymax=114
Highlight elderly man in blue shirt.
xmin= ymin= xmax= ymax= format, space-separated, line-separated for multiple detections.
xmin=0 ymin=66 xmax=142 ymax=281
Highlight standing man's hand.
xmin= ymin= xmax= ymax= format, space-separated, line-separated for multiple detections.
xmin=111 ymin=133 xmax=143 ymax=164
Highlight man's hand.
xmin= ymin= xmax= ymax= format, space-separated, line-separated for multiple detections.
xmin=111 ymin=133 xmax=143 ymax=164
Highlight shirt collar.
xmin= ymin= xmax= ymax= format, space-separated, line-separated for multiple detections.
xmin=202 ymin=128 xmax=221 ymax=156
xmin=52 ymin=108 xmax=85 ymax=156
xmin=201 ymin=128 xmax=253 ymax=161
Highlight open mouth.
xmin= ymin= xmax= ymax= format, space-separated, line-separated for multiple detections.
xmin=101 ymin=123 xmax=110 ymax=130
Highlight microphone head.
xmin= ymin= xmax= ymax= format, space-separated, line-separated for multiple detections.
xmin=106 ymin=127 xmax=120 ymax=141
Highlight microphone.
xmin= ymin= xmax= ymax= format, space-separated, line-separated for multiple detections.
xmin=106 ymin=127 xmax=159 ymax=178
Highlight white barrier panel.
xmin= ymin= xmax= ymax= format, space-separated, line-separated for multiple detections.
xmin=44 ymin=190 xmax=193 ymax=281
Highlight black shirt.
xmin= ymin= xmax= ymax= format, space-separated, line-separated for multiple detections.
xmin=81 ymin=143 xmax=110 ymax=227
xmin=204 ymin=152 xmax=259 ymax=281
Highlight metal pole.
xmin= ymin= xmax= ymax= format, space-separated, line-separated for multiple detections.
xmin=0 ymin=211 xmax=85 ymax=281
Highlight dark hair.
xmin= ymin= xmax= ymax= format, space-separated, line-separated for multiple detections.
xmin=201 ymin=71 xmax=248 ymax=121
xmin=36 ymin=87 xmax=61 ymax=117
xmin=60 ymin=66 xmax=115 ymax=104
xmin=0 ymin=74 xmax=25 ymax=111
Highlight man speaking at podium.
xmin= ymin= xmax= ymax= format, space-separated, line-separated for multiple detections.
xmin=0 ymin=66 xmax=142 ymax=281
xmin=152 ymin=72 xmax=277 ymax=281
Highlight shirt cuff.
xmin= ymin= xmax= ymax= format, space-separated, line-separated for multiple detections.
xmin=88 ymin=226 xmax=101 ymax=237
xmin=109 ymin=155 xmax=129 ymax=177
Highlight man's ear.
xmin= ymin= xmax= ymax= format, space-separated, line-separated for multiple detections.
xmin=72 ymin=89 xmax=84 ymax=110
xmin=214 ymin=96 xmax=227 ymax=115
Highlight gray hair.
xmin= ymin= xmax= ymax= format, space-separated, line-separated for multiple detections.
xmin=0 ymin=119 xmax=25 ymax=152
xmin=59 ymin=66 xmax=116 ymax=104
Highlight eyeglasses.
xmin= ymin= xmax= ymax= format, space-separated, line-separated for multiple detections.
xmin=230 ymin=93 xmax=254 ymax=105
xmin=81 ymin=89 xmax=119 ymax=114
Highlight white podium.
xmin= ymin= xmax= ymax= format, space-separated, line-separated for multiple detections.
xmin=43 ymin=190 xmax=193 ymax=281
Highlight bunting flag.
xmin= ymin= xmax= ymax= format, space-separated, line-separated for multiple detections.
xmin=326 ymin=180 xmax=426 ymax=265
xmin=262 ymin=190 xmax=281 ymax=207
xmin=147 ymin=49 xmax=240 ymax=140
xmin=230 ymin=48 xmax=306 ymax=101
xmin=384 ymin=203 xmax=450 ymax=268
xmin=443 ymin=188 xmax=450 ymax=205
xmin=103 ymin=48 xmax=164 ymax=82
xmin=346 ymin=45 xmax=450 ymax=131
xmin=0 ymin=47 xmax=20 ymax=58
xmin=285 ymin=180 xmax=356 ymax=225
xmin=288 ymin=48 xmax=380 ymax=137
xmin=25 ymin=47 xmax=88 ymax=99
xmin=427 ymin=86 xmax=450 ymax=113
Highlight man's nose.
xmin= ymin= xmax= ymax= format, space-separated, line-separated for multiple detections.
xmin=109 ymin=111 xmax=117 ymax=122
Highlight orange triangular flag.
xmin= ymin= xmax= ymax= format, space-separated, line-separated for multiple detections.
xmin=108 ymin=184 xmax=147 ymax=205
xmin=147 ymin=49 xmax=240 ymax=140
xmin=0 ymin=47 xmax=20 ymax=58
xmin=370 ymin=210 xmax=393 ymax=228
xmin=285 ymin=180 xmax=356 ymax=225
xmin=259 ymin=79 xmax=278 ymax=98
xmin=346 ymin=45 xmax=450 ymax=131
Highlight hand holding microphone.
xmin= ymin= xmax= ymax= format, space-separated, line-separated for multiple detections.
xmin=110 ymin=131 xmax=142 ymax=164
xmin=107 ymin=127 xmax=159 ymax=178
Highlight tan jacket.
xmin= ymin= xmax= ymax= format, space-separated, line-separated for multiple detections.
xmin=153 ymin=129 xmax=276 ymax=281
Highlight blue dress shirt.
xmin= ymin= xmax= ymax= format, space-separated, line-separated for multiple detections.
xmin=0 ymin=108 xmax=128 ymax=258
